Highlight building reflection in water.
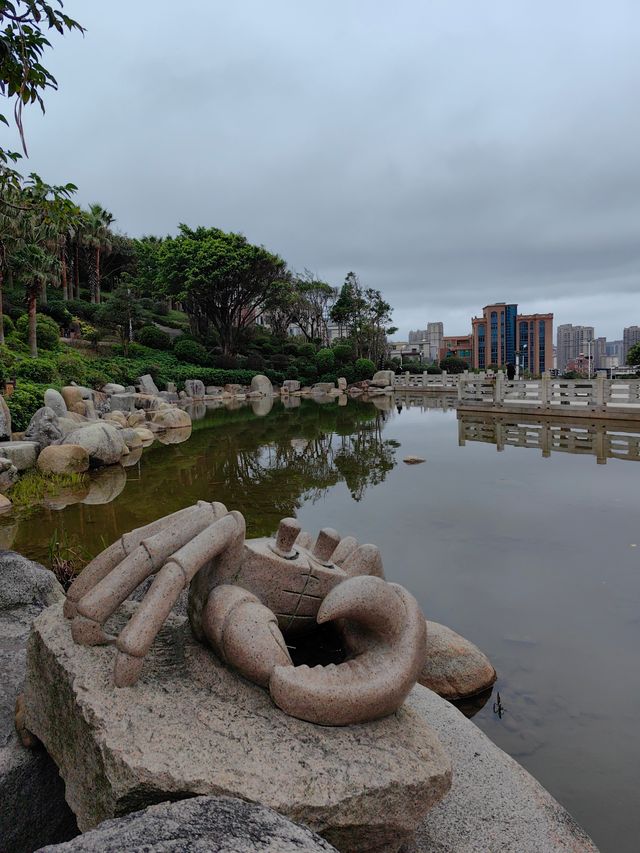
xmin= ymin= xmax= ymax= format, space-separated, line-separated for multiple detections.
xmin=457 ymin=411 xmax=640 ymax=465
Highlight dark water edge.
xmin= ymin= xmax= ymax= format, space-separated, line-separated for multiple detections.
xmin=2 ymin=395 xmax=638 ymax=853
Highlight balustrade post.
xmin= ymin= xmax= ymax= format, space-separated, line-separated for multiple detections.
xmin=494 ymin=371 xmax=504 ymax=405
xmin=540 ymin=373 xmax=550 ymax=409
xmin=457 ymin=374 xmax=464 ymax=401
xmin=595 ymin=375 xmax=605 ymax=409
xmin=422 ymin=371 xmax=429 ymax=388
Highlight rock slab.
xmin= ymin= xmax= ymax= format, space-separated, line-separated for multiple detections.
xmin=36 ymin=795 xmax=338 ymax=852
xmin=0 ymin=551 xmax=77 ymax=852
xmin=25 ymin=602 xmax=451 ymax=852
xmin=0 ymin=440 xmax=38 ymax=471
xmin=406 ymin=686 xmax=598 ymax=853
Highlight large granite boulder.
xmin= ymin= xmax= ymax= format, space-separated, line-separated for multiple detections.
xmin=136 ymin=374 xmax=159 ymax=395
xmin=44 ymin=389 xmax=67 ymax=418
xmin=419 ymin=621 xmax=497 ymax=700
xmin=36 ymin=796 xmax=337 ymax=853
xmin=149 ymin=407 xmax=191 ymax=430
xmin=184 ymin=379 xmax=205 ymax=399
xmin=25 ymin=407 xmax=63 ymax=451
xmin=0 ymin=394 xmax=11 ymax=441
xmin=406 ymin=686 xmax=598 ymax=852
xmin=109 ymin=393 xmax=137 ymax=413
xmin=282 ymin=379 xmax=301 ymax=394
xmin=60 ymin=386 xmax=84 ymax=410
xmin=37 ymin=445 xmax=90 ymax=476
xmin=62 ymin=423 xmax=128 ymax=467
xmin=250 ymin=374 xmax=273 ymax=396
xmin=0 ymin=441 xmax=38 ymax=471
xmin=370 ymin=370 xmax=395 ymax=388
xmin=119 ymin=428 xmax=143 ymax=450
xmin=25 ymin=601 xmax=451 ymax=852
xmin=102 ymin=383 xmax=126 ymax=396
xmin=0 ymin=551 xmax=77 ymax=852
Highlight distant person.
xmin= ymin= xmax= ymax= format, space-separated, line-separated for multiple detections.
xmin=506 ymin=362 xmax=516 ymax=381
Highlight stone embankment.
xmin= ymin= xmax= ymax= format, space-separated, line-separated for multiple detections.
xmin=0 ymin=371 xmax=229 ymax=509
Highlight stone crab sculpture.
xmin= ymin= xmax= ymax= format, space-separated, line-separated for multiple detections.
xmin=64 ymin=501 xmax=426 ymax=726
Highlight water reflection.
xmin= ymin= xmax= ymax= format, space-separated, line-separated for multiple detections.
xmin=458 ymin=411 xmax=640 ymax=464
xmin=4 ymin=398 xmax=398 ymax=563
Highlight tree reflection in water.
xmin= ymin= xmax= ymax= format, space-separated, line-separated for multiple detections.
xmin=5 ymin=399 xmax=400 ymax=564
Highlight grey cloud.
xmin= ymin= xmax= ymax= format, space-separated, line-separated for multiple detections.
xmin=18 ymin=0 xmax=640 ymax=339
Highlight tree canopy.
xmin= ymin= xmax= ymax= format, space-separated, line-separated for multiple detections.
xmin=148 ymin=225 xmax=289 ymax=355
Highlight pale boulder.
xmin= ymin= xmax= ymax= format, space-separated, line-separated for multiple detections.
xmin=102 ymin=383 xmax=126 ymax=395
xmin=35 ymin=796 xmax=337 ymax=853
xmin=44 ymin=389 xmax=67 ymax=418
xmin=126 ymin=410 xmax=146 ymax=428
xmin=0 ymin=395 xmax=11 ymax=441
xmin=60 ymin=386 xmax=84 ymax=410
xmin=119 ymin=428 xmax=143 ymax=450
xmin=184 ymin=379 xmax=205 ymax=399
xmin=419 ymin=621 xmax=497 ymax=700
xmin=281 ymin=379 xmax=300 ymax=394
xmin=0 ymin=441 xmax=38 ymax=471
xmin=149 ymin=407 xmax=191 ymax=430
xmin=37 ymin=445 xmax=90 ymax=475
xmin=370 ymin=370 xmax=395 ymax=388
xmin=62 ymin=423 xmax=128 ymax=467
xmin=0 ymin=458 xmax=18 ymax=491
xmin=136 ymin=374 xmax=160 ymax=395
xmin=133 ymin=427 xmax=155 ymax=444
xmin=0 ymin=493 xmax=11 ymax=511
xmin=250 ymin=374 xmax=273 ymax=396
xmin=337 ymin=377 xmax=347 ymax=391
xmin=24 ymin=406 xmax=63 ymax=451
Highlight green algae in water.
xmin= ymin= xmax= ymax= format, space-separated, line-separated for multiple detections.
xmin=8 ymin=470 xmax=89 ymax=516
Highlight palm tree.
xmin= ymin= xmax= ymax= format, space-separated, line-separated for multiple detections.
xmin=83 ymin=203 xmax=114 ymax=304
xmin=12 ymin=243 xmax=59 ymax=356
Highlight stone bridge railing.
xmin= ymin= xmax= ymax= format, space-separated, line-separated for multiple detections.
xmin=392 ymin=370 xmax=496 ymax=390
xmin=457 ymin=374 xmax=640 ymax=414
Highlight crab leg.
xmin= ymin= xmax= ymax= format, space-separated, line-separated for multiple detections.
xmin=201 ymin=585 xmax=292 ymax=687
xmin=64 ymin=501 xmax=228 ymax=618
xmin=72 ymin=503 xmax=228 ymax=646
xmin=113 ymin=512 xmax=244 ymax=686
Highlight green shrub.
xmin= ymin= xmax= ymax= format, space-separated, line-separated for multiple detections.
xmin=16 ymin=313 xmax=60 ymax=351
xmin=135 ymin=325 xmax=172 ymax=350
xmin=0 ymin=344 xmax=18 ymax=375
xmin=315 ymin=347 xmax=335 ymax=373
xmin=355 ymin=358 xmax=375 ymax=380
xmin=297 ymin=343 xmax=316 ymax=360
xmin=41 ymin=300 xmax=72 ymax=327
xmin=173 ymin=338 xmax=209 ymax=365
xmin=152 ymin=300 xmax=169 ymax=316
xmin=332 ymin=342 xmax=353 ymax=363
xmin=16 ymin=357 xmax=58 ymax=384
xmin=6 ymin=381 xmax=46 ymax=431
xmin=55 ymin=350 xmax=90 ymax=385
xmin=66 ymin=300 xmax=99 ymax=322
xmin=1 ymin=315 xmax=15 ymax=335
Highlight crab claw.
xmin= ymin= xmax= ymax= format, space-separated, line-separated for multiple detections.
xmin=202 ymin=585 xmax=292 ymax=687
xmin=269 ymin=575 xmax=426 ymax=726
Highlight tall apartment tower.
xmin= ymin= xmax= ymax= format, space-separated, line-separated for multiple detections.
xmin=426 ymin=322 xmax=444 ymax=361
xmin=623 ymin=326 xmax=640 ymax=363
xmin=556 ymin=324 xmax=595 ymax=373
xmin=471 ymin=303 xmax=553 ymax=375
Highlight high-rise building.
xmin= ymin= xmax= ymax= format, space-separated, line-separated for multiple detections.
xmin=408 ymin=329 xmax=427 ymax=344
xmin=556 ymin=324 xmax=595 ymax=373
xmin=606 ymin=340 xmax=623 ymax=360
xmin=471 ymin=303 xmax=553 ymax=375
xmin=426 ymin=322 xmax=444 ymax=362
xmin=623 ymin=326 xmax=640 ymax=363
xmin=594 ymin=337 xmax=607 ymax=370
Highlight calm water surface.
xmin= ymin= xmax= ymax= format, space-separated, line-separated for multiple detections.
xmin=3 ymin=395 xmax=638 ymax=853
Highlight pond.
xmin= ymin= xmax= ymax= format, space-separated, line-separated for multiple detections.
xmin=3 ymin=394 xmax=638 ymax=853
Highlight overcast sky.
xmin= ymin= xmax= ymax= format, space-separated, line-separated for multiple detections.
xmin=15 ymin=0 xmax=640 ymax=340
